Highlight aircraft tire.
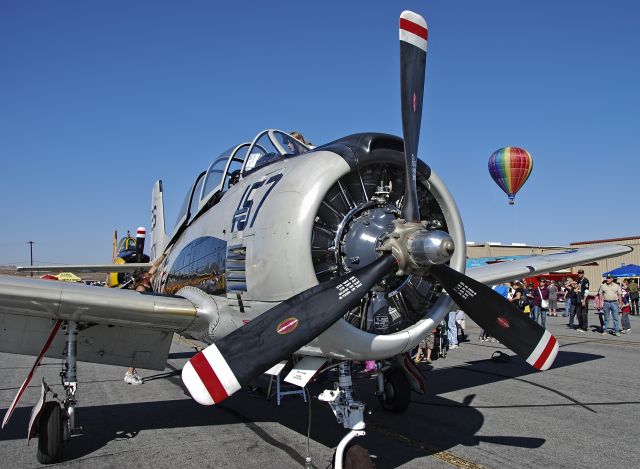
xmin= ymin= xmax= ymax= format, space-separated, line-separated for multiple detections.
xmin=332 ymin=444 xmax=375 ymax=469
xmin=36 ymin=402 xmax=63 ymax=464
xmin=378 ymin=368 xmax=411 ymax=413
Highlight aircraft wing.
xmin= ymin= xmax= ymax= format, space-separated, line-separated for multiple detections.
xmin=466 ymin=245 xmax=632 ymax=285
xmin=16 ymin=263 xmax=153 ymax=273
xmin=0 ymin=275 xmax=196 ymax=370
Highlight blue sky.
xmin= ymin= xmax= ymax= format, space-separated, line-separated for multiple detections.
xmin=1 ymin=0 xmax=638 ymax=265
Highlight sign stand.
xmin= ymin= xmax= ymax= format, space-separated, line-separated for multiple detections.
xmin=264 ymin=361 xmax=306 ymax=406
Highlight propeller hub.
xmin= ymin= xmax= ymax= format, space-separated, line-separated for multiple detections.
xmin=379 ymin=219 xmax=455 ymax=275
xmin=408 ymin=230 xmax=455 ymax=266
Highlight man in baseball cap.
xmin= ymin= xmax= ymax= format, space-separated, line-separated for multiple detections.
xmin=598 ymin=274 xmax=622 ymax=335
xmin=575 ymin=270 xmax=590 ymax=332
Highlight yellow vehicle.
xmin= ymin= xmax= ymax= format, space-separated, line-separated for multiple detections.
xmin=108 ymin=229 xmax=149 ymax=287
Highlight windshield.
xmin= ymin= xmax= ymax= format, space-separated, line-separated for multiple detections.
xmin=275 ymin=131 xmax=308 ymax=155
xmin=243 ymin=130 xmax=309 ymax=173
xmin=118 ymin=236 xmax=136 ymax=252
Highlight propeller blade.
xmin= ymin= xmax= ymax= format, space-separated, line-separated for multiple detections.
xmin=182 ymin=254 xmax=397 ymax=405
xmin=399 ymin=10 xmax=428 ymax=222
xmin=430 ymin=264 xmax=559 ymax=371
xmin=135 ymin=227 xmax=146 ymax=263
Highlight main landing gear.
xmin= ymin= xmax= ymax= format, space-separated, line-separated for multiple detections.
xmin=377 ymin=367 xmax=411 ymax=413
xmin=33 ymin=321 xmax=83 ymax=464
xmin=376 ymin=353 xmax=423 ymax=414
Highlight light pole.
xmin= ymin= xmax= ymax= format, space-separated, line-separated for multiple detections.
xmin=27 ymin=241 xmax=34 ymax=277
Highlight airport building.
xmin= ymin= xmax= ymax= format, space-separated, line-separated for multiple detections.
xmin=570 ymin=236 xmax=640 ymax=280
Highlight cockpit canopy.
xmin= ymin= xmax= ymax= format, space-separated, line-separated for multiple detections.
xmin=174 ymin=130 xmax=311 ymax=231
xmin=117 ymin=235 xmax=137 ymax=254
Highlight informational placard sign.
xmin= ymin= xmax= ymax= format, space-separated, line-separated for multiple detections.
xmin=263 ymin=361 xmax=287 ymax=376
xmin=284 ymin=357 xmax=327 ymax=388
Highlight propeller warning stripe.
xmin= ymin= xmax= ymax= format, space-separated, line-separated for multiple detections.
xmin=527 ymin=330 xmax=559 ymax=371
xmin=189 ymin=353 xmax=228 ymax=404
xmin=183 ymin=344 xmax=241 ymax=405
xmin=400 ymin=14 xmax=428 ymax=51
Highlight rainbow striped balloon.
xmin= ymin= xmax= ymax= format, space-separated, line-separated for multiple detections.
xmin=488 ymin=147 xmax=533 ymax=205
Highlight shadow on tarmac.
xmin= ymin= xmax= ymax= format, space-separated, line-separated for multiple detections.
xmin=0 ymin=350 xmax=604 ymax=467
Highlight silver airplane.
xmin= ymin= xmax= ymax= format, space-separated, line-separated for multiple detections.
xmin=0 ymin=10 xmax=631 ymax=467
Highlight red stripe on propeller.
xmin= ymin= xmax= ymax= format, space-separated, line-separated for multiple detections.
xmin=190 ymin=352 xmax=229 ymax=403
xmin=533 ymin=335 xmax=557 ymax=370
xmin=400 ymin=18 xmax=428 ymax=41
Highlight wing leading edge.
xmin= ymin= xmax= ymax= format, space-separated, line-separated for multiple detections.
xmin=467 ymin=245 xmax=632 ymax=285
xmin=0 ymin=275 xmax=196 ymax=330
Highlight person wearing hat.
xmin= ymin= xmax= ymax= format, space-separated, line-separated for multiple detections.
xmin=598 ymin=274 xmax=623 ymax=336
xmin=575 ymin=269 xmax=590 ymax=332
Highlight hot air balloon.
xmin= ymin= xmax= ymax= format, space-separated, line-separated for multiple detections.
xmin=488 ymin=147 xmax=533 ymax=205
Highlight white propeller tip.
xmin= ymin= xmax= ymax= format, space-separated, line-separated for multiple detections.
xmin=182 ymin=361 xmax=215 ymax=406
xmin=400 ymin=10 xmax=428 ymax=30
xmin=400 ymin=11 xmax=428 ymax=52
xmin=181 ymin=345 xmax=241 ymax=406
xmin=526 ymin=330 xmax=559 ymax=371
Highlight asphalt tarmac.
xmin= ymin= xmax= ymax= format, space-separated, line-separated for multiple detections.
xmin=1 ymin=314 xmax=639 ymax=469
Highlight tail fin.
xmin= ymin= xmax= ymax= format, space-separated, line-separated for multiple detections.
xmin=150 ymin=180 xmax=169 ymax=261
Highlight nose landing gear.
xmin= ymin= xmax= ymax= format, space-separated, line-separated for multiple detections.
xmin=319 ymin=361 xmax=374 ymax=469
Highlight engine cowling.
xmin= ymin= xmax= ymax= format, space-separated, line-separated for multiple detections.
xmin=301 ymin=134 xmax=466 ymax=360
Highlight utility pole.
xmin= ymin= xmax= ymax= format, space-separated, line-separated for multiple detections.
xmin=27 ymin=241 xmax=34 ymax=277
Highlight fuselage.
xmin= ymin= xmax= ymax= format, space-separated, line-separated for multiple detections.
xmin=150 ymin=131 xmax=466 ymax=360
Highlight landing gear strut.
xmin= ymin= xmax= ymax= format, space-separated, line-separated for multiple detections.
xmin=35 ymin=320 xmax=83 ymax=463
xmin=61 ymin=320 xmax=82 ymax=438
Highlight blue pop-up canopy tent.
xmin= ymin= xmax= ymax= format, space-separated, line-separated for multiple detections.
xmin=602 ymin=264 xmax=640 ymax=278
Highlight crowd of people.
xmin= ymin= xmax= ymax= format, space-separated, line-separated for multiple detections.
xmin=489 ymin=271 xmax=638 ymax=337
